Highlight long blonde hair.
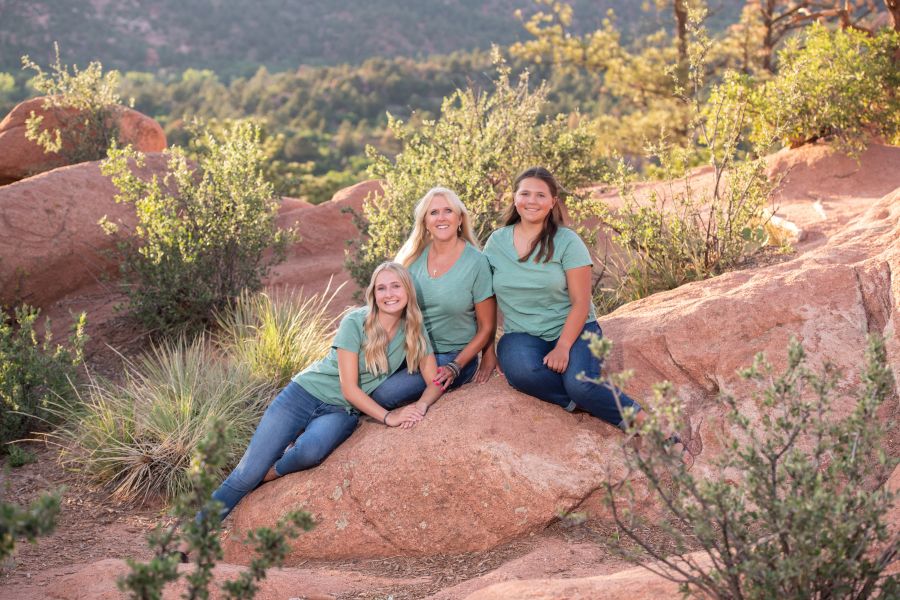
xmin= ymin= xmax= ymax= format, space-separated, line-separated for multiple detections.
xmin=362 ymin=262 xmax=430 ymax=375
xmin=395 ymin=187 xmax=480 ymax=267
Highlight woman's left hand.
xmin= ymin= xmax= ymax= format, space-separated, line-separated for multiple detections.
xmin=432 ymin=366 xmax=456 ymax=391
xmin=543 ymin=344 xmax=570 ymax=373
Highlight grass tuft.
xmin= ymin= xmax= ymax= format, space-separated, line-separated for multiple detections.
xmin=215 ymin=283 xmax=344 ymax=388
xmin=54 ymin=337 xmax=274 ymax=503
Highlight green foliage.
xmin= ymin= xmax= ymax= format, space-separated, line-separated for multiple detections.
xmin=750 ymin=24 xmax=900 ymax=154
xmin=0 ymin=305 xmax=86 ymax=449
xmin=590 ymin=334 xmax=899 ymax=598
xmin=100 ymin=120 xmax=294 ymax=336
xmin=591 ymin=14 xmax=776 ymax=312
xmin=215 ymin=285 xmax=342 ymax=388
xmin=0 ymin=490 xmax=61 ymax=562
xmin=118 ymin=421 xmax=314 ymax=600
xmin=512 ymin=1 xmax=693 ymax=159
xmin=53 ymin=337 xmax=274 ymax=502
xmin=348 ymin=50 xmax=604 ymax=288
xmin=21 ymin=43 xmax=124 ymax=165
xmin=5 ymin=444 xmax=37 ymax=468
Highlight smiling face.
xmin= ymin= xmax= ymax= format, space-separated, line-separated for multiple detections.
xmin=423 ymin=194 xmax=461 ymax=243
xmin=513 ymin=177 xmax=556 ymax=225
xmin=373 ymin=268 xmax=409 ymax=317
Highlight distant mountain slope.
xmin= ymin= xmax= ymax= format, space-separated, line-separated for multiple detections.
xmin=0 ymin=0 xmax=742 ymax=77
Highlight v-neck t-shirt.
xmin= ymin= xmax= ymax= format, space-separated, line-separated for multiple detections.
xmin=293 ymin=306 xmax=412 ymax=409
xmin=408 ymin=242 xmax=494 ymax=353
xmin=483 ymin=225 xmax=596 ymax=341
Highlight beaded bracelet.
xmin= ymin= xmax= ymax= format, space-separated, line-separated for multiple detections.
xmin=445 ymin=361 xmax=461 ymax=379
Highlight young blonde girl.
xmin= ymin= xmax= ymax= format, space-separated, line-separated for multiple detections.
xmin=207 ymin=262 xmax=442 ymax=520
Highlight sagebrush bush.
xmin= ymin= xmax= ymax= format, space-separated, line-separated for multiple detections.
xmin=21 ymin=43 xmax=124 ymax=165
xmin=591 ymin=17 xmax=775 ymax=313
xmin=55 ymin=336 xmax=274 ymax=502
xmin=589 ymin=333 xmax=898 ymax=598
xmin=215 ymin=284 xmax=343 ymax=388
xmin=118 ymin=421 xmax=314 ymax=600
xmin=0 ymin=305 xmax=86 ymax=449
xmin=347 ymin=49 xmax=605 ymax=289
xmin=100 ymin=120 xmax=294 ymax=336
xmin=1 ymin=491 xmax=61 ymax=562
xmin=751 ymin=24 xmax=900 ymax=154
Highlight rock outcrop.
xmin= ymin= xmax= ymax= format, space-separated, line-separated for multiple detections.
xmin=225 ymin=173 xmax=899 ymax=564
xmin=462 ymin=557 xmax=701 ymax=600
xmin=225 ymin=380 xmax=634 ymax=564
xmin=0 ymin=154 xmax=168 ymax=308
xmin=44 ymin=557 xmax=423 ymax=600
xmin=0 ymin=156 xmax=372 ymax=311
xmin=0 ymin=97 xmax=166 ymax=185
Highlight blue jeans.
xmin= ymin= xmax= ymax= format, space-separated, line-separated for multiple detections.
xmin=210 ymin=381 xmax=358 ymax=520
xmin=370 ymin=351 xmax=477 ymax=410
xmin=496 ymin=321 xmax=641 ymax=429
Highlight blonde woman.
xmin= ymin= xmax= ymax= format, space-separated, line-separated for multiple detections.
xmin=371 ymin=187 xmax=496 ymax=412
xmin=207 ymin=262 xmax=443 ymax=521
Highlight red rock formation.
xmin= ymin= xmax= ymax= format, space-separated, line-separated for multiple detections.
xmin=224 ymin=163 xmax=900 ymax=563
xmin=0 ymin=96 xmax=166 ymax=185
xmin=462 ymin=557 xmax=703 ymax=599
xmin=0 ymin=154 xmax=375 ymax=312
xmin=0 ymin=154 xmax=168 ymax=308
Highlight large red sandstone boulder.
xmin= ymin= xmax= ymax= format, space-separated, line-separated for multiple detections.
xmin=0 ymin=97 xmax=166 ymax=186
xmin=225 ymin=181 xmax=899 ymax=563
xmin=0 ymin=154 xmax=169 ymax=308
xmin=225 ymin=380 xmax=638 ymax=564
xmin=0 ymin=151 xmax=376 ymax=312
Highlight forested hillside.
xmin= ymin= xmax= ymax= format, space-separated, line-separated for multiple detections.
xmin=0 ymin=0 xmax=738 ymax=76
xmin=1 ymin=0 xmax=893 ymax=206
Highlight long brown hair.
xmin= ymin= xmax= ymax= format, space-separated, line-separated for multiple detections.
xmin=501 ymin=166 xmax=566 ymax=263
xmin=362 ymin=262 xmax=430 ymax=375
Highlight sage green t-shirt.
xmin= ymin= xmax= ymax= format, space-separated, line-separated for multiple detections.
xmin=408 ymin=242 xmax=494 ymax=353
xmin=483 ymin=225 xmax=596 ymax=341
xmin=293 ymin=307 xmax=419 ymax=409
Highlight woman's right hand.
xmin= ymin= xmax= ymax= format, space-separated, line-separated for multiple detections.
xmin=475 ymin=347 xmax=500 ymax=383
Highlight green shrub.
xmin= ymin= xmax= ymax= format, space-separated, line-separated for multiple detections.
xmin=5 ymin=444 xmax=37 ymax=468
xmin=215 ymin=284 xmax=343 ymax=388
xmin=118 ymin=421 xmax=314 ymax=600
xmin=100 ymin=120 xmax=294 ymax=336
xmin=0 ymin=305 xmax=86 ymax=449
xmin=21 ymin=43 xmax=124 ymax=165
xmin=346 ymin=49 xmax=604 ymax=289
xmin=751 ymin=25 xmax=900 ymax=154
xmin=591 ymin=16 xmax=775 ymax=313
xmin=1 ymin=491 xmax=61 ymax=562
xmin=590 ymin=333 xmax=898 ymax=598
xmin=54 ymin=336 xmax=274 ymax=502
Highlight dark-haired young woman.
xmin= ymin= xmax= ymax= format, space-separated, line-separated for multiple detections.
xmin=482 ymin=166 xmax=643 ymax=429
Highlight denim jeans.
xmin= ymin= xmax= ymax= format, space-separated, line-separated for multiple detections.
xmin=370 ymin=351 xmax=478 ymax=410
xmin=210 ymin=381 xmax=358 ymax=520
xmin=496 ymin=321 xmax=641 ymax=428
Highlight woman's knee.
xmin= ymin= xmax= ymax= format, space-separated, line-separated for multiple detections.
xmin=497 ymin=334 xmax=544 ymax=380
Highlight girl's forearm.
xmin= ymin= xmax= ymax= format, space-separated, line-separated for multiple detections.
xmin=342 ymin=384 xmax=390 ymax=421
xmin=556 ymin=299 xmax=590 ymax=350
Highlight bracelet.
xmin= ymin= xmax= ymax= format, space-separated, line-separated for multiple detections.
xmin=382 ymin=410 xmax=391 ymax=425
xmin=445 ymin=361 xmax=461 ymax=379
